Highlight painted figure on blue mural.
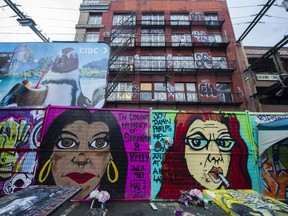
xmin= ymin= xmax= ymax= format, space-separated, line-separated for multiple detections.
xmin=157 ymin=113 xmax=251 ymax=199
xmin=261 ymin=141 xmax=288 ymax=201
xmin=36 ymin=108 xmax=128 ymax=200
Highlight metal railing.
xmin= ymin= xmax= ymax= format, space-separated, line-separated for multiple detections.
xmin=106 ymin=90 xmax=244 ymax=104
xmin=109 ymin=59 xmax=236 ymax=73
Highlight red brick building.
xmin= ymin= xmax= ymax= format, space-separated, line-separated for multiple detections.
xmin=75 ymin=0 xmax=246 ymax=111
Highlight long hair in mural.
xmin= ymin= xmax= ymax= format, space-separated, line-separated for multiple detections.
xmin=35 ymin=106 xmax=151 ymax=201
xmin=156 ymin=112 xmax=252 ymax=199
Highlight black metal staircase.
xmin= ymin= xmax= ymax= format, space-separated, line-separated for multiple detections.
xmin=105 ymin=13 xmax=135 ymax=99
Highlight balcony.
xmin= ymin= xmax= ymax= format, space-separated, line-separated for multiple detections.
xmin=109 ymin=58 xmax=236 ymax=74
xmin=109 ymin=33 xmax=229 ymax=48
xmin=106 ymin=90 xmax=243 ymax=105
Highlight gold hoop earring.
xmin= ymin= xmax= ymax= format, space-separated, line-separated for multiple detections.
xmin=107 ymin=159 xmax=119 ymax=183
xmin=38 ymin=158 xmax=52 ymax=183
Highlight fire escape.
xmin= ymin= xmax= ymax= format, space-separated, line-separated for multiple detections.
xmin=105 ymin=13 xmax=135 ymax=98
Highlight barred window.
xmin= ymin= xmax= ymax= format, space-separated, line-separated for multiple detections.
xmin=142 ymin=14 xmax=164 ymax=25
xmin=113 ymin=14 xmax=136 ymax=26
xmin=205 ymin=13 xmax=219 ymax=26
xmin=171 ymin=34 xmax=192 ymax=47
xmin=216 ymin=83 xmax=232 ymax=102
xmin=110 ymin=29 xmax=135 ymax=47
xmin=141 ymin=29 xmax=165 ymax=46
xmin=107 ymin=82 xmax=132 ymax=101
xmin=175 ymin=83 xmax=198 ymax=102
xmin=212 ymin=57 xmax=228 ymax=69
xmin=173 ymin=56 xmax=194 ymax=71
xmin=170 ymin=13 xmax=189 ymax=25
xmin=140 ymin=83 xmax=167 ymax=101
xmin=140 ymin=56 xmax=166 ymax=71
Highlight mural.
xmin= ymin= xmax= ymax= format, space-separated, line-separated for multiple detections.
xmin=250 ymin=114 xmax=288 ymax=201
xmin=0 ymin=108 xmax=45 ymax=196
xmin=152 ymin=112 xmax=254 ymax=200
xmin=0 ymin=42 xmax=110 ymax=108
xmin=35 ymin=106 xmax=150 ymax=201
xmin=1 ymin=108 xmax=287 ymax=203
xmin=203 ymin=189 xmax=288 ymax=215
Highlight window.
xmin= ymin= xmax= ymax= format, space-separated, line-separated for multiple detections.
xmin=154 ymin=83 xmax=167 ymax=101
xmin=140 ymin=83 xmax=167 ymax=101
xmin=88 ymin=14 xmax=102 ymax=25
xmin=107 ymin=82 xmax=132 ymax=101
xmin=85 ymin=32 xmax=99 ymax=42
xmin=205 ymin=13 xmax=219 ymax=26
xmin=173 ymin=56 xmax=194 ymax=71
xmin=212 ymin=57 xmax=228 ymax=69
xmin=113 ymin=14 xmax=136 ymax=26
xmin=171 ymin=34 xmax=191 ymax=46
xmin=140 ymin=56 xmax=165 ymax=71
xmin=140 ymin=83 xmax=152 ymax=101
xmin=142 ymin=14 xmax=164 ymax=25
xmin=216 ymin=83 xmax=232 ymax=102
xmin=141 ymin=29 xmax=165 ymax=46
xmin=110 ymin=29 xmax=135 ymax=47
xmin=208 ymin=33 xmax=223 ymax=43
xmin=175 ymin=83 xmax=198 ymax=102
xmin=110 ymin=56 xmax=133 ymax=71
xmin=170 ymin=14 xmax=189 ymax=25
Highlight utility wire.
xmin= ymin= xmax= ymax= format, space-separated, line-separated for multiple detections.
xmin=237 ymin=0 xmax=276 ymax=42
xmin=4 ymin=0 xmax=49 ymax=42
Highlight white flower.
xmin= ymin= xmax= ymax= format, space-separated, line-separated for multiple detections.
xmin=97 ymin=191 xmax=110 ymax=203
xmin=89 ymin=189 xmax=100 ymax=199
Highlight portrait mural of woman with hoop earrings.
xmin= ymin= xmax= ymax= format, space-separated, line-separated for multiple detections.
xmin=35 ymin=107 xmax=128 ymax=201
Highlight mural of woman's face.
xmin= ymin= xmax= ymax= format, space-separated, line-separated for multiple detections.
xmin=51 ymin=120 xmax=111 ymax=199
xmin=184 ymin=119 xmax=235 ymax=189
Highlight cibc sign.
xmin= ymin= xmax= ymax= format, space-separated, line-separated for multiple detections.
xmin=256 ymin=74 xmax=279 ymax=81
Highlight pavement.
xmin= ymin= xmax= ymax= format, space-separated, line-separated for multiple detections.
xmin=52 ymin=200 xmax=230 ymax=216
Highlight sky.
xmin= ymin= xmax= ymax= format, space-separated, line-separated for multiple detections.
xmin=0 ymin=0 xmax=287 ymax=47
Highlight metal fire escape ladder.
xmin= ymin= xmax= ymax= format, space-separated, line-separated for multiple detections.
xmin=105 ymin=13 xmax=135 ymax=99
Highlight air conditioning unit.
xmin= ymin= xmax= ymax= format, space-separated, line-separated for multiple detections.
xmin=283 ymin=0 xmax=288 ymax=11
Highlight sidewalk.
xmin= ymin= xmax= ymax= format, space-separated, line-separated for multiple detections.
xmin=53 ymin=200 xmax=230 ymax=216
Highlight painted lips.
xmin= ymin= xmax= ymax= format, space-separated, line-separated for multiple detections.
xmin=208 ymin=166 xmax=223 ymax=182
xmin=64 ymin=172 xmax=95 ymax=184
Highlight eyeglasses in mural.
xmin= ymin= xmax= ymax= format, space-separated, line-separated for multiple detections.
xmin=152 ymin=112 xmax=254 ymax=200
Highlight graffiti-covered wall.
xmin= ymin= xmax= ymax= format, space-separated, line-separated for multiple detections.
xmin=0 ymin=107 xmax=287 ymax=202
xmin=0 ymin=108 xmax=45 ymax=196
xmin=36 ymin=106 xmax=150 ymax=201
xmin=249 ymin=113 xmax=288 ymax=201
xmin=151 ymin=111 xmax=258 ymax=200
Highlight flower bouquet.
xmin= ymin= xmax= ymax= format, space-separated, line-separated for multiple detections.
xmin=89 ymin=189 xmax=110 ymax=210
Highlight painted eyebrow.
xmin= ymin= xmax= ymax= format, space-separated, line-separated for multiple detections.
xmin=60 ymin=130 xmax=79 ymax=139
xmin=217 ymin=131 xmax=232 ymax=138
xmin=92 ymin=132 xmax=109 ymax=139
xmin=186 ymin=131 xmax=206 ymax=139
xmin=188 ymin=126 xmax=204 ymax=133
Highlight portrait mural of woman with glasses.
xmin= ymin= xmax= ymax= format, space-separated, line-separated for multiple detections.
xmin=35 ymin=108 xmax=128 ymax=201
xmin=157 ymin=112 xmax=252 ymax=199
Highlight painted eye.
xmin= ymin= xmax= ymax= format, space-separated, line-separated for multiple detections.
xmin=216 ymin=139 xmax=235 ymax=151
xmin=56 ymin=138 xmax=78 ymax=149
xmin=186 ymin=138 xmax=208 ymax=150
xmin=89 ymin=138 xmax=110 ymax=150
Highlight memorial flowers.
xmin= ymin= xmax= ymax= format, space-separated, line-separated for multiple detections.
xmin=89 ymin=189 xmax=110 ymax=209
